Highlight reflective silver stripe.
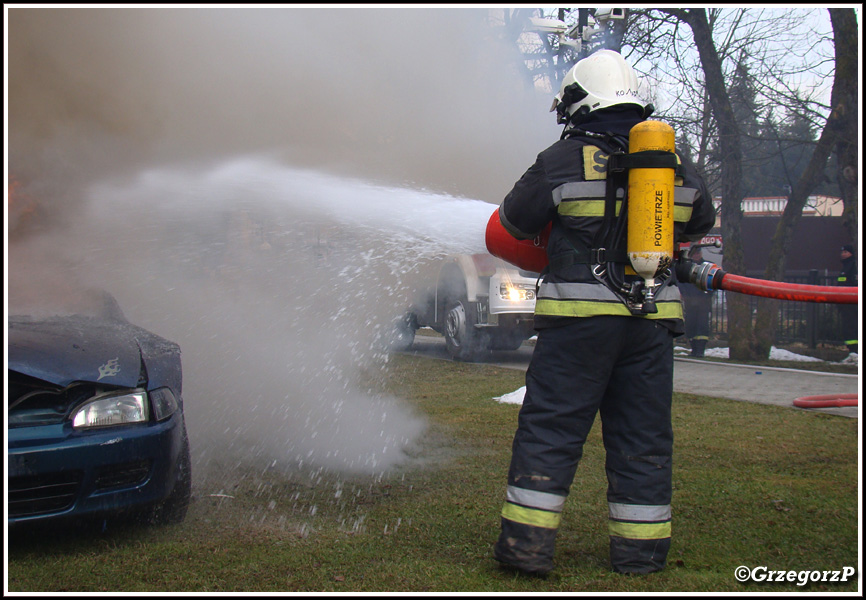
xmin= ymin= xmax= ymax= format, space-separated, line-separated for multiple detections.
xmin=539 ymin=281 xmax=682 ymax=303
xmin=673 ymin=186 xmax=699 ymax=222
xmin=674 ymin=186 xmax=699 ymax=207
xmin=506 ymin=485 xmax=567 ymax=513
xmin=556 ymin=180 xmax=696 ymax=208
xmin=609 ymin=503 xmax=671 ymax=522
xmin=539 ymin=281 xmax=622 ymax=302
xmin=553 ymin=181 xmax=607 ymax=207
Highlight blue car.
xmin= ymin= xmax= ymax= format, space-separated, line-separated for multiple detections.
xmin=7 ymin=293 xmax=191 ymax=527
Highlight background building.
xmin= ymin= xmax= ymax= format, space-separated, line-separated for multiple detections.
xmin=708 ymin=196 xmax=849 ymax=275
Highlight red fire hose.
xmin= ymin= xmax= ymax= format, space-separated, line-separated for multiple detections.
xmin=793 ymin=394 xmax=858 ymax=408
xmin=669 ymin=250 xmax=859 ymax=304
xmin=713 ymin=272 xmax=858 ymax=304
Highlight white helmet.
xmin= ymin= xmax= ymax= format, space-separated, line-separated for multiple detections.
xmin=551 ymin=49 xmax=649 ymax=125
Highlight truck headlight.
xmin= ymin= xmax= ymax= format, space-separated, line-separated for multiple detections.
xmin=500 ymin=284 xmax=534 ymax=301
xmin=72 ymin=390 xmax=149 ymax=428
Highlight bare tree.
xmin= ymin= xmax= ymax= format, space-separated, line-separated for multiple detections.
xmin=828 ymin=9 xmax=859 ymax=246
xmin=493 ymin=7 xmax=580 ymax=93
xmin=624 ymin=8 xmax=848 ymax=360
xmin=752 ymin=8 xmax=859 ymax=354
xmin=657 ymin=9 xmax=761 ymax=361
xmin=501 ymin=8 xmax=629 ymax=93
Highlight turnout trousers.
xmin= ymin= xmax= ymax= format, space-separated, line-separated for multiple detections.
xmin=683 ymin=292 xmax=712 ymax=357
xmin=494 ymin=316 xmax=675 ymax=575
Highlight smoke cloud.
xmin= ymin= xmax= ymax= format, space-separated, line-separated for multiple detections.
xmin=6 ymin=7 xmax=557 ymax=480
xmin=8 ymin=7 xmax=555 ymax=203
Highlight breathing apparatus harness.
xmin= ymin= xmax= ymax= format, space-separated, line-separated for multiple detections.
xmin=550 ymin=124 xmax=679 ymax=315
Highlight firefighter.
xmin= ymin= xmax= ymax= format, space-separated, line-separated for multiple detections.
xmin=837 ymin=244 xmax=858 ymax=358
xmin=680 ymin=245 xmax=714 ymax=357
xmin=492 ymin=49 xmax=716 ymax=576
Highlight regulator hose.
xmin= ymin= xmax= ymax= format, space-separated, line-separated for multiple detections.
xmin=793 ymin=394 xmax=858 ymax=408
xmin=676 ymin=261 xmax=859 ymax=304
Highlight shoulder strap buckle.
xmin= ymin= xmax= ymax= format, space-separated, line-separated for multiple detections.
xmin=606 ymin=151 xmax=628 ymax=174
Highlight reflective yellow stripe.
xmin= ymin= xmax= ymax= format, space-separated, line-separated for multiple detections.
xmin=502 ymin=503 xmax=561 ymax=529
xmin=609 ymin=520 xmax=671 ymax=540
xmin=535 ymin=298 xmax=683 ymax=320
xmin=558 ymin=200 xmax=623 ymax=218
xmin=673 ymin=204 xmax=692 ymax=223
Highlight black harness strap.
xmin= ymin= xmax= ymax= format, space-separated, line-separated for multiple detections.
xmin=618 ymin=150 xmax=679 ymax=170
xmin=548 ymin=247 xmax=629 ymax=273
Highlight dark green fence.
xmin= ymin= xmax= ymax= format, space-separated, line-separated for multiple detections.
xmin=707 ymin=270 xmax=851 ymax=347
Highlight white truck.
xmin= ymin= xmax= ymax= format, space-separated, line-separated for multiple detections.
xmin=393 ymin=253 xmax=538 ymax=361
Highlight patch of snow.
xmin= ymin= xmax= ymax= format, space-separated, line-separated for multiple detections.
xmin=494 ymin=386 xmax=526 ymax=405
xmin=768 ymin=347 xmax=824 ymax=362
xmin=841 ymin=352 xmax=859 ymax=365
xmin=675 ymin=345 xmax=829 ymax=362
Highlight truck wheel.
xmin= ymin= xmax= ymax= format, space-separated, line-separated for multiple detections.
xmin=389 ymin=313 xmax=417 ymax=352
xmin=444 ymin=299 xmax=487 ymax=361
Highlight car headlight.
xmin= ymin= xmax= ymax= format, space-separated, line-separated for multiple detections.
xmin=72 ymin=390 xmax=149 ymax=429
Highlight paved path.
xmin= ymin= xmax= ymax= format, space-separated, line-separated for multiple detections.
xmin=403 ymin=335 xmax=859 ymax=418
xmin=671 ymin=356 xmax=858 ymax=418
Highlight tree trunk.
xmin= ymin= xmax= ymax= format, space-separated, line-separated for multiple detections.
xmin=828 ymin=8 xmax=859 ymax=246
xmin=753 ymin=8 xmax=858 ymax=355
xmin=753 ymin=114 xmax=842 ymax=354
xmin=680 ymin=9 xmax=756 ymax=360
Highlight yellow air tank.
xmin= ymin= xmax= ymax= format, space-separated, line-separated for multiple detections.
xmin=627 ymin=120 xmax=676 ymax=307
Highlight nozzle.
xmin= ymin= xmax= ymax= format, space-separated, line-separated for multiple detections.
xmin=675 ymin=259 xmax=724 ymax=292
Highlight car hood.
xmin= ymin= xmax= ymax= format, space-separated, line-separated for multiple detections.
xmin=8 ymin=315 xmax=148 ymax=388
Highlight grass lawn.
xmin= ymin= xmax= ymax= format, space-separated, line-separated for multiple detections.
xmin=5 ymin=353 xmax=860 ymax=593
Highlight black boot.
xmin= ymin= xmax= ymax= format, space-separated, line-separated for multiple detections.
xmin=690 ymin=339 xmax=706 ymax=357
